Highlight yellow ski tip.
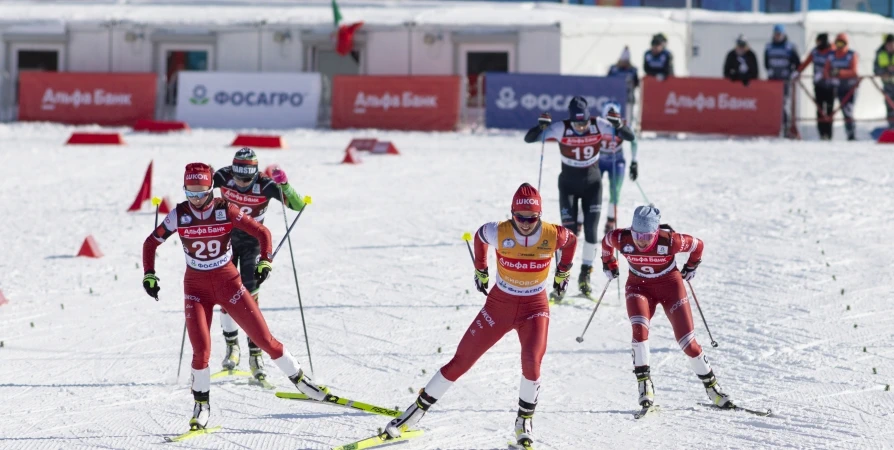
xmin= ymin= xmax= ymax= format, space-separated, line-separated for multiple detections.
xmin=151 ymin=196 xmax=162 ymax=206
xmin=461 ymin=232 xmax=472 ymax=242
xmin=303 ymin=195 xmax=313 ymax=205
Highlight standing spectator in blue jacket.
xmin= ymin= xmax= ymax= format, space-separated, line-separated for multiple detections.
xmin=644 ymin=34 xmax=673 ymax=81
xmin=608 ymin=46 xmax=639 ymax=117
xmin=765 ymin=24 xmax=801 ymax=138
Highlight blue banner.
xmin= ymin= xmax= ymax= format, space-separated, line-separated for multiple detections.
xmin=485 ymin=73 xmax=628 ymax=130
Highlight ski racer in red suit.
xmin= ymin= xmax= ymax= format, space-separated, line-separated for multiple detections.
xmin=601 ymin=206 xmax=733 ymax=410
xmin=384 ymin=183 xmax=577 ymax=450
xmin=141 ymin=163 xmax=329 ymax=431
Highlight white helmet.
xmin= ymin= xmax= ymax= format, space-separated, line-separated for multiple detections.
xmin=602 ymin=101 xmax=622 ymax=119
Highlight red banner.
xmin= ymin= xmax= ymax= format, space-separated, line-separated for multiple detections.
xmin=18 ymin=72 xmax=157 ymax=126
xmin=641 ymin=77 xmax=784 ymax=136
xmin=331 ymin=76 xmax=460 ymax=131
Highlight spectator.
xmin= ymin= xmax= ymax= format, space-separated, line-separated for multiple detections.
xmin=608 ymin=46 xmax=639 ymax=114
xmin=874 ymin=34 xmax=894 ymax=128
xmin=765 ymin=24 xmax=801 ymax=137
xmin=824 ymin=33 xmax=859 ymax=141
xmin=644 ymin=34 xmax=673 ymax=81
xmin=795 ymin=33 xmax=835 ymax=140
xmin=724 ymin=35 xmax=758 ymax=86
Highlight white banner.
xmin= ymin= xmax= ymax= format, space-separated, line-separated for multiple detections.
xmin=176 ymin=72 xmax=321 ymax=129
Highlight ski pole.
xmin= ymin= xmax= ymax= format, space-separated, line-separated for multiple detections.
xmin=686 ymin=280 xmax=718 ymax=347
xmin=152 ymin=196 xmax=162 ymax=227
xmin=279 ymin=190 xmax=314 ymax=375
xmin=633 ymin=180 xmax=652 ymax=206
xmin=272 ymin=196 xmax=312 ymax=260
xmin=536 ymin=130 xmax=546 ymax=191
xmin=461 ymin=232 xmax=486 ymax=296
xmin=576 ymin=278 xmax=613 ymax=343
xmin=176 ymin=323 xmax=187 ymax=380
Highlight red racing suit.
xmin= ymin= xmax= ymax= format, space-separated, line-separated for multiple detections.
xmin=142 ymin=198 xmax=284 ymax=371
xmin=602 ymin=226 xmax=705 ymax=359
xmin=440 ymin=220 xmax=576 ymax=382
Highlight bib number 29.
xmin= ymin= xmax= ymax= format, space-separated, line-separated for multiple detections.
xmin=571 ymin=146 xmax=595 ymax=160
xmin=192 ymin=240 xmax=221 ymax=258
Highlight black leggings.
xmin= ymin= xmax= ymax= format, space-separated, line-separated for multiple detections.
xmin=558 ymin=172 xmax=602 ymax=245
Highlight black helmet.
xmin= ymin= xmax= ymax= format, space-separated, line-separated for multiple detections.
xmin=568 ymin=96 xmax=590 ymax=123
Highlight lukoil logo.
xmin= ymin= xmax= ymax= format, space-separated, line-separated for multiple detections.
xmin=190 ymin=84 xmax=305 ymax=107
xmin=494 ymin=87 xmax=612 ymax=113
xmin=664 ymin=91 xmax=758 ymax=114
xmin=41 ymin=88 xmax=133 ymax=111
xmin=353 ymin=91 xmax=438 ymax=114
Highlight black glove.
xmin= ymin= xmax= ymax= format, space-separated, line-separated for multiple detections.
xmin=605 ymin=108 xmax=623 ymax=129
xmin=681 ymin=260 xmax=700 ymax=281
xmin=143 ymin=271 xmax=160 ymax=300
xmin=254 ymin=260 xmax=273 ymax=286
xmin=629 ymin=161 xmax=638 ymax=181
xmin=474 ymin=268 xmax=489 ymax=295
xmin=603 ymin=261 xmax=619 ymax=280
xmin=538 ymin=113 xmax=552 ymax=129
xmin=553 ymin=266 xmax=572 ymax=298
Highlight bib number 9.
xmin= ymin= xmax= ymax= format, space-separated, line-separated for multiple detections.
xmin=192 ymin=240 xmax=221 ymax=259
xmin=571 ymin=146 xmax=595 ymax=160
xmin=240 ymin=206 xmax=253 ymax=216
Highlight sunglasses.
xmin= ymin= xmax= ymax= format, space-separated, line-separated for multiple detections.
xmin=513 ymin=213 xmax=541 ymax=224
xmin=632 ymin=230 xmax=657 ymax=242
xmin=184 ymin=189 xmax=212 ymax=199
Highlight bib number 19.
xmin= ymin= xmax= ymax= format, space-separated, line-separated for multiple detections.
xmin=572 ymin=146 xmax=595 ymax=160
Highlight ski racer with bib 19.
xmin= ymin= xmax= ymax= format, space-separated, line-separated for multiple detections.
xmin=212 ymin=147 xmax=306 ymax=383
xmin=523 ymin=95 xmax=635 ymax=301
xmin=382 ymin=183 xmax=577 ymax=450
xmin=598 ymin=101 xmax=639 ymax=235
xmin=601 ymin=206 xmax=732 ymax=416
xmin=141 ymin=163 xmax=330 ymax=436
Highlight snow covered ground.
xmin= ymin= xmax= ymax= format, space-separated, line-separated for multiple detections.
xmin=0 ymin=124 xmax=892 ymax=449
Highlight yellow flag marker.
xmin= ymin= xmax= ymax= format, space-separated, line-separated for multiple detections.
xmin=151 ymin=196 xmax=162 ymax=206
xmin=461 ymin=232 xmax=472 ymax=242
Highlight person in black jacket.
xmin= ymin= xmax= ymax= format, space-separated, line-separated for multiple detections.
xmin=724 ymin=35 xmax=759 ymax=86
xmin=644 ymin=34 xmax=673 ymax=80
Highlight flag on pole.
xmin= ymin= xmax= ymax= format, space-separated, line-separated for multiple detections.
xmin=331 ymin=0 xmax=363 ymax=57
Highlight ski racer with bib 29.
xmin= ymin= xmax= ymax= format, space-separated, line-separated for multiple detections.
xmin=601 ymin=206 xmax=734 ymax=418
xmin=212 ymin=147 xmax=306 ymax=384
xmin=381 ymin=183 xmax=577 ymax=450
xmin=524 ymin=95 xmax=636 ymax=302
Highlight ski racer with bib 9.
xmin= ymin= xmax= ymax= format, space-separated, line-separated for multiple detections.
xmin=141 ymin=163 xmax=330 ymax=437
xmin=212 ymin=147 xmax=306 ymax=383
xmin=523 ymin=95 xmax=636 ymax=302
xmin=382 ymin=183 xmax=577 ymax=450
xmin=597 ymin=101 xmax=639 ymax=235
xmin=601 ymin=206 xmax=732 ymax=417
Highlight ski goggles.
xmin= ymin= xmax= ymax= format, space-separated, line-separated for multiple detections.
xmin=513 ymin=213 xmax=541 ymax=224
xmin=184 ymin=188 xmax=213 ymax=199
xmin=631 ymin=230 xmax=657 ymax=243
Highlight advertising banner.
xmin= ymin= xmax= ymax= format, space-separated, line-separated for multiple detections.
xmin=18 ymin=72 xmax=156 ymax=126
xmin=641 ymin=77 xmax=784 ymax=136
xmin=331 ymin=76 xmax=460 ymax=131
xmin=176 ymin=72 xmax=321 ymax=129
xmin=484 ymin=73 xmax=628 ymax=129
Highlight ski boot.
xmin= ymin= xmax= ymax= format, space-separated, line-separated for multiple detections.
xmin=190 ymin=391 xmax=210 ymax=431
xmin=635 ymin=366 xmax=655 ymax=407
xmin=384 ymin=389 xmax=437 ymax=438
xmin=512 ymin=413 xmax=535 ymax=449
xmin=247 ymin=339 xmax=266 ymax=381
xmin=699 ymin=371 xmax=733 ymax=408
xmin=578 ymin=264 xmax=593 ymax=297
xmin=221 ymin=331 xmax=240 ymax=370
xmin=288 ymin=369 xmax=331 ymax=402
xmin=604 ymin=217 xmax=616 ymax=235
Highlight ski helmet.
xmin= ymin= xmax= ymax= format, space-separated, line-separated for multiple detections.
xmin=602 ymin=101 xmax=622 ymax=120
xmin=512 ymin=183 xmax=542 ymax=214
xmin=568 ymin=96 xmax=590 ymax=124
xmin=232 ymin=147 xmax=258 ymax=181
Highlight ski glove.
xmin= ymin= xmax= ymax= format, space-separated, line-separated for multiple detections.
xmin=143 ymin=271 xmax=160 ymax=300
xmin=603 ymin=261 xmax=619 ymax=281
xmin=538 ymin=113 xmax=552 ymax=129
xmin=605 ymin=108 xmax=623 ymax=129
xmin=553 ymin=268 xmax=571 ymax=298
xmin=474 ymin=268 xmax=489 ymax=295
xmin=255 ymin=260 xmax=273 ymax=286
xmin=681 ymin=261 xmax=700 ymax=281
xmin=271 ymin=168 xmax=288 ymax=185
xmin=630 ymin=161 xmax=639 ymax=181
